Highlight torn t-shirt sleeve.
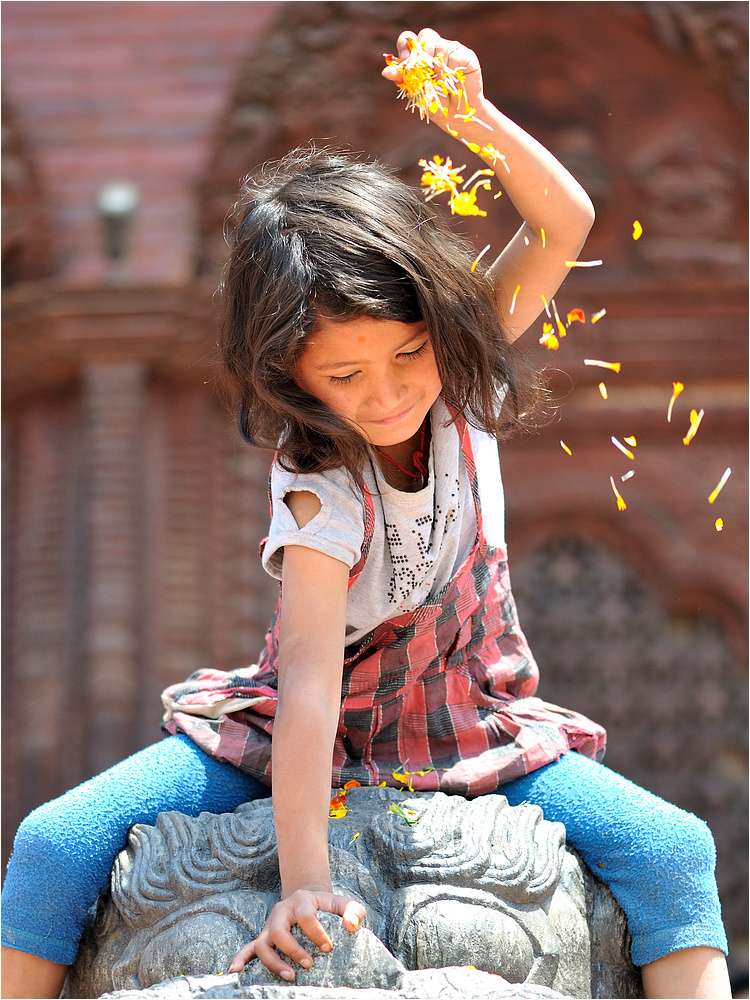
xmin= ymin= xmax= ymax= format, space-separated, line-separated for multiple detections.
xmin=261 ymin=462 xmax=366 ymax=580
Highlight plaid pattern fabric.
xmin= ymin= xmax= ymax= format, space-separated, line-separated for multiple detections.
xmin=162 ymin=413 xmax=606 ymax=797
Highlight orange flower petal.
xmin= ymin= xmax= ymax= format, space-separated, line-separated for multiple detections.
xmin=567 ymin=308 xmax=585 ymax=324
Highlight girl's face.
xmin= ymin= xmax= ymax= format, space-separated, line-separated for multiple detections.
xmin=295 ymin=315 xmax=443 ymax=449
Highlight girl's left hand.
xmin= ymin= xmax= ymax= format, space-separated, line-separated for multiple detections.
xmin=381 ymin=28 xmax=486 ymax=133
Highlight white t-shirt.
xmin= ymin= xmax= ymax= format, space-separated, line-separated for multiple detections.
xmin=262 ymin=398 xmax=506 ymax=645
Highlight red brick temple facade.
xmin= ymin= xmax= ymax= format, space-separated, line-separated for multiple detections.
xmin=2 ymin=0 xmax=747 ymax=971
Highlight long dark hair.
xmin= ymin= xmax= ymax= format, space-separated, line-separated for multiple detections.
xmin=218 ymin=147 xmax=547 ymax=475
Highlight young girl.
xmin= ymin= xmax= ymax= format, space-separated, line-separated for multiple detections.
xmin=2 ymin=29 xmax=730 ymax=1000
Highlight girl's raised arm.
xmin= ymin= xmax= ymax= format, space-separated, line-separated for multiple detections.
xmin=383 ymin=28 xmax=595 ymax=342
xmin=230 ymin=498 xmax=364 ymax=980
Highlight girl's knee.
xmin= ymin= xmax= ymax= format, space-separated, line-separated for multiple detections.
xmin=629 ymin=802 xmax=717 ymax=885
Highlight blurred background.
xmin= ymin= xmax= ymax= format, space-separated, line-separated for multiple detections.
xmin=2 ymin=0 xmax=747 ymax=988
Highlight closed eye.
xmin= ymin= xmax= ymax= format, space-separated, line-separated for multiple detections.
xmin=400 ymin=342 xmax=429 ymax=361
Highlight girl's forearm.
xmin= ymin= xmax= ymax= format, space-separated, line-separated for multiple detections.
xmin=272 ymin=688 xmax=338 ymax=896
xmin=451 ymin=99 xmax=594 ymax=246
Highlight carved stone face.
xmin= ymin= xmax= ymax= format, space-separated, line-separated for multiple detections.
xmin=65 ymin=788 xmax=641 ymax=999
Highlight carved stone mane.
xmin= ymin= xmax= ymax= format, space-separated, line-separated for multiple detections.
xmin=64 ymin=788 xmax=642 ymax=999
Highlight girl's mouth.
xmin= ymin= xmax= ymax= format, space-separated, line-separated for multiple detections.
xmin=368 ymin=404 xmax=414 ymax=427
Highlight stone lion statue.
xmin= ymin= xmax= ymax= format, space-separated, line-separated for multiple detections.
xmin=63 ymin=788 xmax=642 ymax=999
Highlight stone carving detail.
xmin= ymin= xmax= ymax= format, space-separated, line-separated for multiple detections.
xmin=64 ymin=788 xmax=642 ymax=999
xmin=511 ymin=534 xmax=747 ymax=956
xmin=628 ymin=128 xmax=746 ymax=279
xmin=645 ymin=2 xmax=748 ymax=108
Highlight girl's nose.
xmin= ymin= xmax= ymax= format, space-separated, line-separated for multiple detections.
xmin=367 ymin=373 xmax=406 ymax=413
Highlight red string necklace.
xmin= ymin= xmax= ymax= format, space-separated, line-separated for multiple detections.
xmin=373 ymin=418 xmax=429 ymax=483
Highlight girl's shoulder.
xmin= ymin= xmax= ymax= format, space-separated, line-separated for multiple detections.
xmin=263 ymin=460 xmax=367 ymax=580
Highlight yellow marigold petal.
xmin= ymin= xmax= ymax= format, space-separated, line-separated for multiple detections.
xmin=632 ymin=220 xmax=643 ymax=240
xmin=539 ymin=323 xmax=559 ymax=350
xmin=666 ymin=381 xmax=684 ymax=423
xmin=591 ymin=309 xmax=607 ymax=324
xmin=708 ymin=467 xmax=731 ymax=504
xmin=540 ymin=228 xmax=546 ymax=249
xmin=682 ymin=408 xmax=704 ymax=446
xmin=610 ymin=476 xmax=627 ymax=511
xmin=624 ymin=436 xmax=637 ymax=447
xmin=565 ymin=260 xmax=603 ymax=268
xmin=350 ymin=832 xmax=360 ymax=844
xmin=471 ymin=243 xmax=491 ymax=272
xmin=715 ymin=518 xmax=724 ymax=532
xmin=560 ymin=440 xmax=572 ymax=456
xmin=510 ymin=284 xmax=521 ymax=315
xmin=599 ymin=382 xmax=608 ymax=399
xmin=611 ymin=437 xmax=635 ymax=460
xmin=585 ymin=359 xmax=621 ymax=373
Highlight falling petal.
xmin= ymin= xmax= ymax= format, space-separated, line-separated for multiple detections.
xmin=449 ymin=178 xmax=491 ymax=216
xmin=585 ymin=359 xmax=622 ymax=373
xmin=612 ymin=436 xmax=635 ymax=460
xmin=564 ymin=259 xmax=603 ymax=268
xmin=708 ymin=467 xmax=731 ymax=503
xmin=621 ymin=470 xmax=635 ymax=482
xmin=471 ymin=243 xmax=491 ymax=272
xmin=715 ymin=518 xmax=724 ymax=531
xmin=493 ymin=189 xmax=503 ymax=199
xmin=539 ymin=323 xmax=559 ymax=350
xmin=510 ymin=284 xmax=521 ymax=315
xmin=610 ymin=476 xmax=627 ymax=511
xmin=349 ymin=832 xmax=360 ymax=844
xmin=667 ymin=381 xmax=684 ymax=423
xmin=461 ymin=139 xmax=482 ymax=153
xmin=540 ymin=228 xmax=547 ymax=248
xmin=524 ymin=235 xmax=530 ymax=245
xmin=624 ymin=436 xmax=637 ymax=447
xmin=591 ymin=309 xmax=607 ymax=324
xmin=560 ymin=440 xmax=572 ymax=456
xmin=567 ymin=308 xmax=585 ymax=324
xmin=544 ymin=188 xmax=548 ymax=196
xmin=632 ymin=220 xmax=643 ymax=240
xmin=683 ymin=408 xmax=704 ymax=446
xmin=541 ymin=295 xmax=551 ymax=317
xmin=599 ymin=383 xmax=608 ymax=399
xmin=552 ymin=299 xmax=567 ymax=339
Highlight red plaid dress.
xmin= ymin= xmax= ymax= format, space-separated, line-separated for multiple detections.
xmin=162 ymin=413 xmax=605 ymax=797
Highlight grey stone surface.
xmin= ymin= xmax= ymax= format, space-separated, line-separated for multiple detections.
xmin=63 ymin=788 xmax=642 ymax=999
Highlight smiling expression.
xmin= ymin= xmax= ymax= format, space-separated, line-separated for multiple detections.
xmin=295 ymin=315 xmax=443 ymax=454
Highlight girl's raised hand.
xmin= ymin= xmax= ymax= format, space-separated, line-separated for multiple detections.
xmin=229 ymin=889 xmax=365 ymax=982
xmin=381 ymin=28 xmax=486 ymax=135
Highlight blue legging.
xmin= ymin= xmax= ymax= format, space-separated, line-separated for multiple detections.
xmin=1 ymin=737 xmax=727 ymax=968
